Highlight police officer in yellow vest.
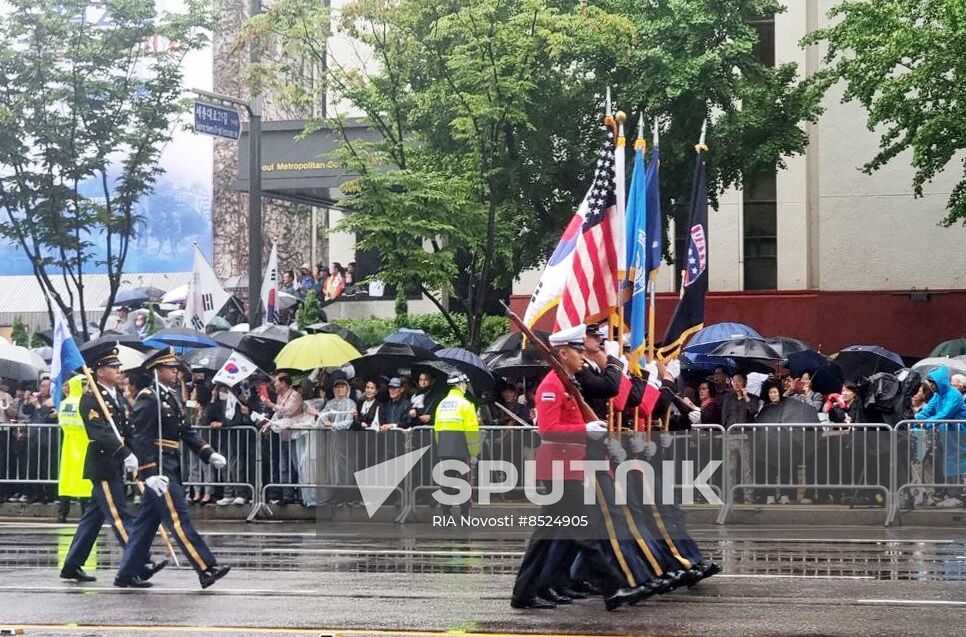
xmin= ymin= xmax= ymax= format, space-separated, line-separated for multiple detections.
xmin=434 ymin=373 xmax=479 ymax=517
xmin=57 ymin=375 xmax=92 ymax=522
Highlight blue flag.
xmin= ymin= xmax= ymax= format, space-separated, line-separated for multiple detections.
xmin=644 ymin=144 xmax=662 ymax=277
xmin=625 ymin=140 xmax=648 ymax=369
xmin=51 ymin=309 xmax=85 ymax=408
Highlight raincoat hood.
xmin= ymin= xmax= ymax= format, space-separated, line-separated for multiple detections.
xmin=66 ymin=375 xmax=85 ymax=399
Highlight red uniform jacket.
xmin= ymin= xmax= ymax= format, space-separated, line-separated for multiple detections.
xmin=535 ymin=371 xmax=587 ymax=481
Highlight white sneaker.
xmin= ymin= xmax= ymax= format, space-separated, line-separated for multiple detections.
xmin=18 ymin=494 xmax=29 ymax=503
xmin=766 ymin=495 xmax=776 ymax=505
xmin=936 ymin=497 xmax=964 ymax=509
xmin=779 ymin=495 xmax=791 ymax=505
xmin=232 ymin=496 xmax=246 ymax=505
xmin=798 ymin=498 xmax=813 ymax=504
xmin=215 ymin=497 xmax=234 ymax=506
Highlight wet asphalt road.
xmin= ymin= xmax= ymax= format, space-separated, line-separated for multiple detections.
xmin=0 ymin=520 xmax=964 ymax=637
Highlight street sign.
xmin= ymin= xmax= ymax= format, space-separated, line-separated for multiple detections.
xmin=193 ymin=101 xmax=241 ymax=140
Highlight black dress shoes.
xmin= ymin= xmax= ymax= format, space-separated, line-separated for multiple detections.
xmin=141 ymin=558 xmax=170 ymax=581
xmin=199 ymin=564 xmax=231 ymax=589
xmin=60 ymin=567 xmax=96 ymax=582
xmin=697 ymin=560 xmax=722 ymax=581
xmin=114 ymin=574 xmax=153 ymax=588
xmin=538 ymin=588 xmax=572 ymax=605
xmin=604 ymin=584 xmax=654 ymax=611
xmin=570 ymin=579 xmax=601 ymax=595
xmin=510 ymin=596 xmax=556 ymax=609
xmin=559 ymin=586 xmax=587 ymax=600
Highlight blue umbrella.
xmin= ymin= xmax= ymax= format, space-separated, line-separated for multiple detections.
xmin=144 ymin=328 xmax=217 ymax=354
xmin=681 ymin=351 xmax=737 ymax=373
xmin=384 ymin=327 xmax=440 ymax=351
xmin=436 ymin=347 xmax=495 ymax=393
xmin=683 ymin=322 xmax=762 ymax=355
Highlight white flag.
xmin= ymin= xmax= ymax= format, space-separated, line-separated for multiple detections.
xmin=185 ymin=245 xmax=230 ymax=331
xmin=261 ymin=243 xmax=279 ymax=325
xmin=213 ymin=351 xmax=259 ymax=387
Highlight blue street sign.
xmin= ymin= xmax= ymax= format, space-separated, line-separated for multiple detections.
xmin=193 ymin=101 xmax=241 ymax=140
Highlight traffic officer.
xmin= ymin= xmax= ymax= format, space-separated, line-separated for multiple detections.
xmin=57 ymin=375 xmax=91 ymax=523
xmin=114 ymin=347 xmax=230 ymax=589
xmin=510 ymin=324 xmax=651 ymax=611
xmin=434 ymin=372 xmax=480 ymax=517
xmin=60 ymin=343 xmax=167 ymax=584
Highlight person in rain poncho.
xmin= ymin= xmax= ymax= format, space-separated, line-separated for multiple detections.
xmin=915 ymin=366 xmax=966 ymax=508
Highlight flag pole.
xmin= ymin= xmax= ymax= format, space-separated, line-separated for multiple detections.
xmin=647 ymin=118 xmax=660 ymax=363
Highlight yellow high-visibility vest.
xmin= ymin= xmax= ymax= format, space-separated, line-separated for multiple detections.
xmin=434 ymin=387 xmax=480 ymax=457
xmin=58 ymin=375 xmax=92 ymax=498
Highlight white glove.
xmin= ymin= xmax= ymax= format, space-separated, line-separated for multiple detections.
xmin=688 ymin=409 xmax=702 ymax=424
xmin=642 ymin=441 xmax=658 ymax=458
xmin=603 ymin=437 xmax=627 ymax=463
xmin=122 ymin=454 xmax=139 ymax=476
xmin=209 ymin=452 xmax=227 ymax=470
xmin=585 ymin=420 xmax=608 ymax=440
xmin=604 ymin=340 xmax=620 ymax=359
xmin=145 ymin=475 xmax=170 ymax=497
xmin=659 ymin=432 xmax=673 ymax=448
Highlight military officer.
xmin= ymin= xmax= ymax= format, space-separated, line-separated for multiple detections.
xmin=114 ymin=347 xmax=230 ymax=589
xmin=60 ymin=343 xmax=168 ymax=583
xmin=511 ymin=324 xmax=652 ymax=611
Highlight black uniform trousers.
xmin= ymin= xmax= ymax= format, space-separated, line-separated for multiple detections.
xmin=117 ymin=476 xmax=216 ymax=578
xmin=63 ymin=479 xmax=133 ymax=571
xmin=512 ymin=480 xmax=624 ymax=600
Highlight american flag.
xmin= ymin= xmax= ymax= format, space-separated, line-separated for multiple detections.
xmin=554 ymin=125 xmax=623 ymax=330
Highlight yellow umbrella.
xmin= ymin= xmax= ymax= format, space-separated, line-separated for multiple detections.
xmin=274 ymin=333 xmax=362 ymax=371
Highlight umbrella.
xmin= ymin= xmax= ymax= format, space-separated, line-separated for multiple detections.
xmin=706 ymin=338 xmax=783 ymax=362
xmin=752 ymin=399 xmax=821 ymax=469
xmin=208 ymin=316 xmax=232 ymax=332
xmin=0 ymin=343 xmax=49 ymax=380
xmin=787 ymin=350 xmax=845 ymax=395
xmin=31 ymin=346 xmax=53 ymax=364
xmin=764 ymin=336 xmax=813 ymax=358
xmin=681 ymin=351 xmax=737 ymax=373
xmin=211 ymin=330 xmax=245 ymax=349
xmin=304 ymin=322 xmax=365 ymax=351
xmin=351 ymin=342 xmax=437 ymax=380
xmin=683 ymin=322 xmax=763 ymax=355
xmin=222 ymin=274 xmax=249 ymax=290
xmin=116 ymin=345 xmax=147 ymax=371
xmin=37 ymin=329 xmax=54 ymax=346
xmin=483 ymin=330 xmax=550 ymax=355
xmin=911 ymin=357 xmax=966 ymax=379
xmin=184 ymin=346 xmax=236 ymax=373
xmin=929 ymin=338 xmax=966 ymax=358
xmin=435 ymin=347 xmax=495 ymax=393
xmin=108 ymin=287 xmax=166 ymax=307
xmin=384 ymin=327 xmax=439 ymax=351
xmin=274 ymin=334 xmax=362 ymax=371
xmin=237 ymin=325 xmax=303 ymax=372
xmin=161 ymin=284 xmax=189 ymax=305
xmin=143 ymin=328 xmax=218 ymax=353
xmin=98 ymin=331 xmax=154 ymax=352
xmin=412 ymin=359 xmax=460 ymax=385
xmin=277 ymin=291 xmax=301 ymax=310
xmin=487 ymin=350 xmax=548 ymax=377
xmin=833 ymin=345 xmax=904 ymax=382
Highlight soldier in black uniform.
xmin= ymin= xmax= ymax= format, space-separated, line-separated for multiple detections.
xmin=114 ymin=347 xmax=231 ymax=589
xmin=60 ymin=343 xmax=168 ymax=583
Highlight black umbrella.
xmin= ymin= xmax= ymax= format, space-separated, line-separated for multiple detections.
xmin=707 ymin=338 xmax=783 ymax=361
xmin=753 ymin=399 xmax=821 ymax=469
xmin=834 ymin=345 xmax=904 ymax=382
xmin=304 ymin=322 xmax=365 ymax=351
xmin=37 ymin=329 xmax=54 ymax=346
xmin=351 ymin=342 xmax=437 ymax=380
xmin=184 ymin=346 xmax=235 ymax=373
xmin=237 ymin=325 xmax=303 ymax=373
xmin=211 ymin=330 xmax=245 ymax=350
xmin=108 ymin=287 xmax=166 ymax=307
xmin=764 ymin=336 xmax=813 ymax=358
xmin=487 ymin=350 xmax=549 ymax=377
xmin=436 ymin=347 xmax=495 ymax=393
xmin=412 ymin=359 xmax=459 ymax=385
xmin=98 ymin=331 xmax=153 ymax=352
xmin=787 ymin=350 xmax=845 ymax=395
xmin=384 ymin=327 xmax=440 ymax=351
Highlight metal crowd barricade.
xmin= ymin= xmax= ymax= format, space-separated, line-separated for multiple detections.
xmin=890 ymin=419 xmax=966 ymax=525
xmin=258 ymin=424 xmax=410 ymax=520
xmin=179 ymin=424 xmax=260 ymax=509
xmin=400 ymin=425 xmax=538 ymax=522
xmin=717 ymin=422 xmax=894 ymax=524
xmin=657 ymin=424 xmax=726 ymax=510
xmin=0 ymin=422 xmax=61 ymax=499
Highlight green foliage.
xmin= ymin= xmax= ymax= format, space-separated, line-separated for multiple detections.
xmin=297 ymin=290 xmax=325 ymax=330
xmin=805 ymin=1 xmax=966 ymax=226
xmin=10 ymin=316 xmax=29 ymax=347
xmin=0 ymin=0 xmax=213 ymax=338
xmin=333 ymin=313 xmax=509 ymax=351
xmin=244 ymin=0 xmax=821 ymax=348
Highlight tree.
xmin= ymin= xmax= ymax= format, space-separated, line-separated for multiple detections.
xmin=11 ymin=316 xmax=30 ymax=348
xmin=243 ymin=0 xmax=821 ymax=351
xmin=806 ymin=1 xmax=966 ymax=226
xmin=0 ymin=0 xmax=212 ymax=339
xmin=297 ymin=290 xmax=325 ymax=330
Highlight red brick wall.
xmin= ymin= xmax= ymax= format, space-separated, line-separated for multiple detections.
xmin=510 ymin=289 xmax=966 ymax=358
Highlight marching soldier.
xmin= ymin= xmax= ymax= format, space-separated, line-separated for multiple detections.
xmin=60 ymin=343 xmax=167 ymax=583
xmin=511 ymin=325 xmax=651 ymax=611
xmin=114 ymin=347 xmax=230 ymax=589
